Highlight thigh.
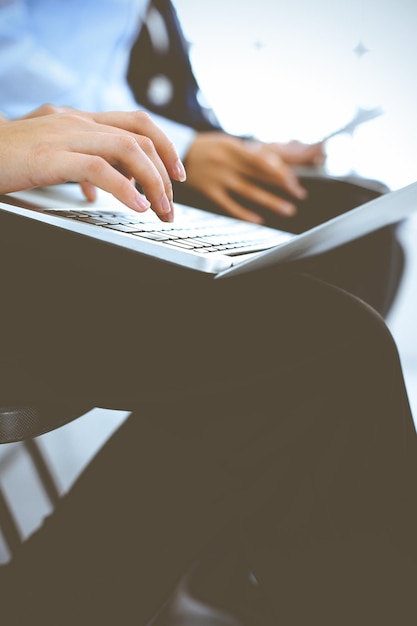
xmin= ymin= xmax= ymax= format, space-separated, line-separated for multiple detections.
xmin=2 ymin=251 xmax=415 ymax=625
xmin=0 ymin=249 xmax=384 ymax=409
xmin=2 ymin=278 xmax=415 ymax=626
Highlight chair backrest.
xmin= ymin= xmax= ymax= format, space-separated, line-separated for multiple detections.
xmin=0 ymin=404 xmax=93 ymax=559
xmin=0 ymin=404 xmax=94 ymax=444
xmin=0 ymin=437 xmax=61 ymax=559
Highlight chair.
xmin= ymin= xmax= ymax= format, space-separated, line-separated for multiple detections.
xmin=0 ymin=403 xmax=94 ymax=557
xmin=0 ymin=403 xmax=94 ymax=445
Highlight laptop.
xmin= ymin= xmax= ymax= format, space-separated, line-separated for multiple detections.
xmin=0 ymin=178 xmax=416 ymax=279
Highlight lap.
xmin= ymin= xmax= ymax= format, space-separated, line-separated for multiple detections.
xmin=1 ymin=247 xmax=415 ymax=625
xmin=0 ymin=249 xmax=392 ymax=409
xmin=1 ymin=290 xmax=414 ymax=625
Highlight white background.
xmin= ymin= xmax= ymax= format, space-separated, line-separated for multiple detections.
xmin=175 ymin=0 xmax=417 ymax=190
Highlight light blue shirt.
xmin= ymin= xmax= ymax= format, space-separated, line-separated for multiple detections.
xmin=0 ymin=0 xmax=195 ymax=156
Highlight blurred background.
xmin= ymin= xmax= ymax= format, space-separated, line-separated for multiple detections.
xmin=1 ymin=0 xmax=416 ymax=562
xmin=175 ymin=0 xmax=417 ymax=190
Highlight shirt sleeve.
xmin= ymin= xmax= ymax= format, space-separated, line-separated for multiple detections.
xmin=0 ymin=1 xmax=80 ymax=118
xmin=0 ymin=0 xmax=197 ymax=159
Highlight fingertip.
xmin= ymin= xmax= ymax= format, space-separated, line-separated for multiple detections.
xmin=81 ymin=182 xmax=97 ymax=203
xmin=152 ymin=196 xmax=175 ymax=222
xmin=279 ymin=202 xmax=298 ymax=217
xmin=294 ymin=185 xmax=308 ymax=200
xmin=134 ymin=192 xmax=151 ymax=212
xmin=172 ymin=159 xmax=187 ymax=182
xmin=158 ymin=206 xmax=174 ymax=222
xmin=161 ymin=212 xmax=174 ymax=223
xmin=246 ymin=212 xmax=265 ymax=225
xmin=286 ymin=176 xmax=308 ymax=200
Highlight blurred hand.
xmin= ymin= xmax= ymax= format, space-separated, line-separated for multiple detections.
xmin=0 ymin=105 xmax=186 ymax=222
xmin=269 ymin=139 xmax=326 ymax=166
xmin=183 ymin=132 xmax=325 ymax=223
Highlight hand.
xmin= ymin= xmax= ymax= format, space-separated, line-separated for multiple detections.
xmin=0 ymin=105 xmax=186 ymax=222
xmin=183 ymin=132 xmax=321 ymax=223
xmin=268 ymin=139 xmax=326 ymax=167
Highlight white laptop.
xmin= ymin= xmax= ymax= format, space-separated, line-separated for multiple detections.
xmin=1 ymin=178 xmax=416 ymax=279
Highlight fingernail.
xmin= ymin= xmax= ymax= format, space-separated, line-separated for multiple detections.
xmin=160 ymin=194 xmax=172 ymax=215
xmin=172 ymin=159 xmax=187 ymax=182
xmin=160 ymin=200 xmax=174 ymax=222
xmin=135 ymin=192 xmax=151 ymax=211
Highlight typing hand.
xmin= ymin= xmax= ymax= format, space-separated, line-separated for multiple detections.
xmin=1 ymin=105 xmax=186 ymax=222
xmin=183 ymin=132 xmax=323 ymax=224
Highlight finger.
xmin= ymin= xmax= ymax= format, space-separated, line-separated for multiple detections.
xmin=282 ymin=141 xmax=326 ymax=166
xmin=80 ymin=181 xmax=97 ymax=202
xmin=19 ymin=104 xmax=70 ymax=120
xmin=243 ymin=144 xmax=307 ymax=200
xmin=207 ymin=187 xmax=265 ymax=224
xmin=50 ymin=152 xmax=152 ymax=214
xmin=306 ymin=142 xmax=327 ymax=165
xmin=90 ymin=110 xmax=186 ymax=182
xmin=283 ymin=140 xmax=325 ymax=163
xmin=231 ymin=177 xmax=298 ymax=217
xmin=68 ymin=132 xmax=174 ymax=221
xmin=134 ymin=133 xmax=175 ymax=207
xmin=57 ymin=112 xmax=178 ymax=207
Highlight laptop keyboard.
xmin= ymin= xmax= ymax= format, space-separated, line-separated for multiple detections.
xmin=44 ymin=208 xmax=285 ymax=256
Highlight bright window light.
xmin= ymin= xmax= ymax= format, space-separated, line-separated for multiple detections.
xmin=175 ymin=0 xmax=417 ymax=189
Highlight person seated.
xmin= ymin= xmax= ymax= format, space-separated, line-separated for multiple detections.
xmin=0 ymin=0 xmax=405 ymax=315
xmin=0 ymin=107 xmax=416 ymax=626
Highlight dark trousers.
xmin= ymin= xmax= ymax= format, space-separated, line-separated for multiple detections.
xmin=0 ymin=254 xmax=416 ymax=624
